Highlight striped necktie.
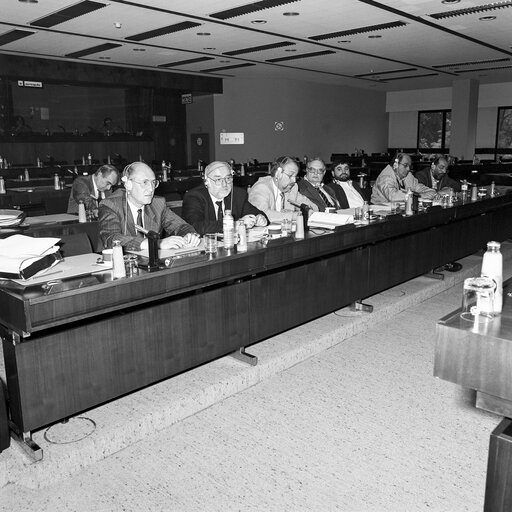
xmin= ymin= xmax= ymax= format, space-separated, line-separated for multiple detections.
xmin=136 ymin=208 xmax=143 ymax=231
xmin=216 ymin=201 xmax=223 ymax=222
xmin=318 ymin=186 xmax=335 ymax=208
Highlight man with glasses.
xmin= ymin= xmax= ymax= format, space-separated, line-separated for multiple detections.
xmin=325 ymin=160 xmax=369 ymax=209
xmin=182 ymin=160 xmax=267 ymax=235
xmin=99 ymin=161 xmax=199 ymax=250
xmin=298 ymin=157 xmax=340 ymax=212
xmin=371 ymin=152 xmax=437 ymax=204
xmin=248 ymin=156 xmax=317 ymax=222
xmin=67 ymin=164 xmax=119 ymax=215
xmin=415 ymin=155 xmax=461 ymax=192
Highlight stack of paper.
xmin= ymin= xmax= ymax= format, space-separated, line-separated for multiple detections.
xmin=0 ymin=234 xmax=61 ymax=280
xmin=0 ymin=209 xmax=25 ymax=228
xmin=308 ymin=211 xmax=354 ymax=229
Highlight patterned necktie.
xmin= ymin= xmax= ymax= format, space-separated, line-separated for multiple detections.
xmin=136 ymin=208 xmax=143 ymax=229
xmin=318 ymin=186 xmax=334 ymax=207
xmin=97 ymin=192 xmax=102 ymax=204
xmin=216 ymin=201 xmax=223 ymax=222
xmin=280 ymin=192 xmax=285 ymax=211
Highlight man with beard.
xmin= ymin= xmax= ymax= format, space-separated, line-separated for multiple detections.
xmin=324 ymin=161 xmax=369 ymax=209
xmin=182 ymin=160 xmax=267 ymax=235
xmin=248 ymin=156 xmax=318 ymax=222
xmin=415 ymin=155 xmax=461 ymax=193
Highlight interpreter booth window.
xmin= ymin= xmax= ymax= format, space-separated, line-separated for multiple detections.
xmin=417 ymin=110 xmax=451 ymax=150
xmin=496 ymin=107 xmax=512 ymax=157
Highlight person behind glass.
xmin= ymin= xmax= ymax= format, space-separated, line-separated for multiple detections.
xmin=67 ymin=164 xmax=119 ymax=215
xmin=324 ymin=161 xmax=369 ymax=209
xmin=11 ymin=115 xmax=31 ymax=135
xmin=98 ymin=161 xmax=199 ymax=251
xmin=102 ymin=117 xmax=122 ymax=136
xmin=297 ymin=157 xmax=340 ymax=212
xmin=248 ymin=156 xmax=318 ymax=222
xmin=415 ymin=155 xmax=461 ymax=193
xmin=182 ymin=161 xmax=267 ymax=235
xmin=371 ymin=152 xmax=437 ymax=204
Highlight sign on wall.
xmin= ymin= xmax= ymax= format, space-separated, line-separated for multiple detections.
xmin=220 ymin=132 xmax=244 ymax=145
xmin=181 ymin=93 xmax=193 ymax=104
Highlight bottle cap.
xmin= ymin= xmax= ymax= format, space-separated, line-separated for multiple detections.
xmin=487 ymin=241 xmax=500 ymax=249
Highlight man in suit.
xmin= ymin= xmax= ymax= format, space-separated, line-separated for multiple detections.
xmin=415 ymin=155 xmax=461 ymax=192
xmin=182 ymin=161 xmax=268 ymax=235
xmin=98 ymin=161 xmax=199 ymax=251
xmin=324 ymin=161 xmax=369 ymax=209
xmin=371 ymin=152 xmax=437 ymax=204
xmin=248 ymin=156 xmax=318 ymax=222
xmin=67 ymin=164 xmax=119 ymax=214
xmin=297 ymin=157 xmax=340 ymax=212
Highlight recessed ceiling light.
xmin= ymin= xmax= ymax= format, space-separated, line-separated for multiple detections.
xmin=219 ymin=60 xmax=230 ymax=63
xmin=479 ymin=16 xmax=496 ymax=21
xmin=98 ymin=57 xmax=111 ymax=60
xmin=203 ymin=47 xmax=216 ymax=50
xmin=251 ymin=19 xmax=267 ymax=24
xmin=18 ymin=0 xmax=38 ymax=3
xmin=368 ymin=35 xmax=382 ymax=38
xmin=133 ymin=48 xmax=145 ymax=52
xmin=338 ymin=40 xmax=351 ymax=43
xmin=441 ymin=0 xmax=460 ymax=4
xmin=283 ymin=12 xmax=299 ymax=16
xmin=197 ymin=32 xmax=211 ymax=36
xmin=113 ymin=22 xmax=122 ymax=29
xmin=284 ymin=49 xmax=297 ymax=52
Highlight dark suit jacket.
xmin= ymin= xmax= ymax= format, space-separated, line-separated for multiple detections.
xmin=182 ymin=184 xmax=267 ymax=235
xmin=324 ymin=180 xmax=369 ymax=209
xmin=415 ymin=168 xmax=461 ymax=192
xmin=98 ymin=189 xmax=195 ymax=250
xmin=297 ymin=179 xmax=340 ymax=212
xmin=67 ymin=174 xmax=115 ymax=214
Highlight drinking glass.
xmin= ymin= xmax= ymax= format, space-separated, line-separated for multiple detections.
xmin=461 ymin=277 xmax=495 ymax=322
xmin=204 ymin=233 xmax=218 ymax=254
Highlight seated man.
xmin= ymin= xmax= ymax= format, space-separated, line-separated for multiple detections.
xmin=415 ymin=155 xmax=461 ymax=193
xmin=248 ymin=156 xmax=318 ymax=222
xmin=99 ymin=161 xmax=199 ymax=251
xmin=297 ymin=157 xmax=340 ymax=211
xmin=324 ymin=160 xmax=369 ymax=209
xmin=67 ymin=164 xmax=119 ymax=215
xmin=182 ymin=161 xmax=267 ymax=235
xmin=371 ymin=153 xmax=437 ymax=204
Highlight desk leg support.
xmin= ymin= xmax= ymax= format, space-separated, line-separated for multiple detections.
xmin=425 ymin=268 xmax=445 ymax=280
xmin=350 ymin=301 xmax=373 ymax=313
xmin=484 ymin=418 xmax=512 ymax=512
xmin=231 ymin=347 xmax=258 ymax=366
xmin=10 ymin=427 xmax=43 ymax=461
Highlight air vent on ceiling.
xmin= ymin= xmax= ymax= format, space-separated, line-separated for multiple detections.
xmin=224 ymin=41 xmax=295 ymax=56
xmin=456 ymin=65 xmax=512 ymax=73
xmin=202 ymin=63 xmax=256 ymax=72
xmin=379 ymin=73 xmax=438 ymax=82
xmin=429 ymin=1 xmax=512 ymax=19
xmin=433 ymin=57 xmax=510 ymax=69
xmin=30 ymin=0 xmax=106 ymax=28
xmin=266 ymin=50 xmax=336 ymax=63
xmin=0 ymin=30 xmax=36 ymax=46
xmin=126 ymin=21 xmax=202 ymax=42
xmin=65 ymin=43 xmax=121 ymax=59
xmin=310 ymin=21 xmax=407 ymax=41
xmin=158 ymin=57 xmax=215 ymax=68
xmin=210 ymin=0 xmax=299 ymax=20
xmin=355 ymin=67 xmax=417 ymax=78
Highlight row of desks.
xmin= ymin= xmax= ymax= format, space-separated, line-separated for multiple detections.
xmin=1 ymin=192 xmax=512 ymax=459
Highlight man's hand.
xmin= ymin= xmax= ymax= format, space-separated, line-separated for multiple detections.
xmin=255 ymin=214 xmax=267 ymax=227
xmin=183 ymin=233 xmax=201 ymax=247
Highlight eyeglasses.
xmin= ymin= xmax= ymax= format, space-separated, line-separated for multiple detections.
xmin=130 ymin=179 xmax=160 ymax=189
xmin=208 ymin=175 xmax=233 ymax=186
xmin=307 ymin=167 xmax=325 ymax=174
xmin=282 ymin=171 xmax=297 ymax=180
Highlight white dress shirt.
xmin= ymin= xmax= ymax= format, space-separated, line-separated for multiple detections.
xmin=334 ymin=179 xmax=364 ymax=208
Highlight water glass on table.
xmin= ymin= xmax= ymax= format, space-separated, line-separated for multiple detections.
xmin=204 ymin=233 xmax=218 ymax=254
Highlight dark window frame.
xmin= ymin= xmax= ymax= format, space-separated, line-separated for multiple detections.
xmin=417 ymin=109 xmax=451 ymax=151
xmin=495 ymin=106 xmax=512 ymax=151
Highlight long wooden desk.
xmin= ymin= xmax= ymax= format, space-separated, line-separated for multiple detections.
xmin=2 ymin=193 xmax=512 ymax=459
xmin=434 ymin=281 xmax=512 ymax=511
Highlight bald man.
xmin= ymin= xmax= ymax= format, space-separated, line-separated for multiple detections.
xmin=98 ymin=161 xmax=199 ymax=251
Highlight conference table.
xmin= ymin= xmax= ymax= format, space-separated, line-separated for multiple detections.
xmin=1 ymin=192 xmax=512 ymax=460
